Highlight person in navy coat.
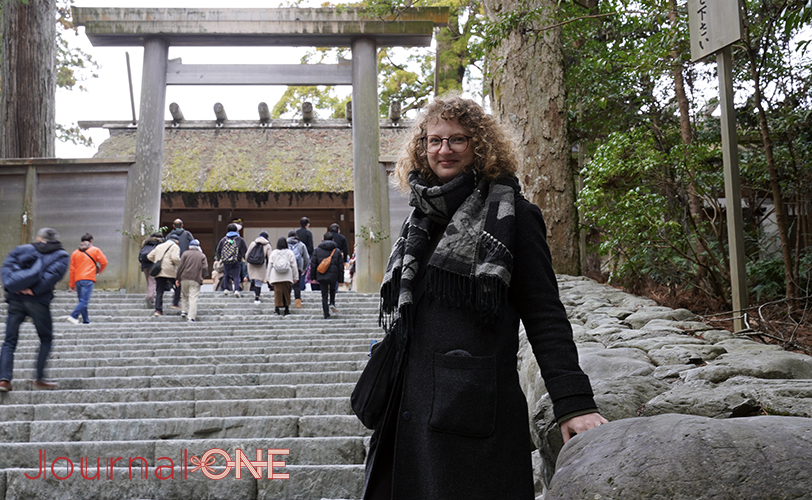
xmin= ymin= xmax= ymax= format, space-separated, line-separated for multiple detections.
xmin=0 ymin=228 xmax=70 ymax=391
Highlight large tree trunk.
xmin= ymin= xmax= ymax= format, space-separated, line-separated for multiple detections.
xmin=1 ymin=0 xmax=56 ymax=158
xmin=483 ymin=0 xmax=579 ymax=274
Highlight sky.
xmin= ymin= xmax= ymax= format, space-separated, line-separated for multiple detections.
xmin=56 ymin=0 xmax=345 ymax=158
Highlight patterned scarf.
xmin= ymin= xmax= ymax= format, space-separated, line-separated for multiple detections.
xmin=380 ymin=169 xmax=520 ymax=347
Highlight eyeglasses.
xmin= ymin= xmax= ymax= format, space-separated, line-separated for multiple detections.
xmin=419 ymin=135 xmax=472 ymax=153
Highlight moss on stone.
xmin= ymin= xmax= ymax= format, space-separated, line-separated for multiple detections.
xmin=95 ymin=126 xmax=409 ymax=193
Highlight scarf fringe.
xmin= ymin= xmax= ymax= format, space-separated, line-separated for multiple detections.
xmin=378 ymin=266 xmax=402 ymax=333
xmin=426 ymin=266 xmax=509 ymax=325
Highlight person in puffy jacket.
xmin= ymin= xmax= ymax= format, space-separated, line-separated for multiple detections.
xmin=0 ymin=228 xmax=70 ymax=392
xmin=309 ymin=232 xmax=343 ymax=319
xmin=67 ymin=233 xmax=108 ymax=325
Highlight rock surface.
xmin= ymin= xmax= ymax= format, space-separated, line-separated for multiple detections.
xmin=519 ymin=276 xmax=812 ymax=497
xmin=546 ymin=414 xmax=812 ymax=500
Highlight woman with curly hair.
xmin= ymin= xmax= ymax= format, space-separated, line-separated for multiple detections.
xmin=359 ymin=94 xmax=607 ymax=500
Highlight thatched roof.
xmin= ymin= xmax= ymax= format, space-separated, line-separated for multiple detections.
xmin=94 ymin=121 xmax=412 ymax=193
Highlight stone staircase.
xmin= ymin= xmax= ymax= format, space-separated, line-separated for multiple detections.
xmin=0 ymin=290 xmax=381 ymax=500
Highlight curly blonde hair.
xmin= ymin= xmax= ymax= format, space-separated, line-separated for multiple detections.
xmin=393 ymin=94 xmax=519 ymax=191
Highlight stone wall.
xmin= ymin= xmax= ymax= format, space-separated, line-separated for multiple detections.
xmin=0 ymin=158 xmax=135 ymax=290
xmin=520 ymin=275 xmax=812 ymax=498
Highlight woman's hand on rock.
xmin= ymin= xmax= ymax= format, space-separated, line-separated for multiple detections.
xmin=560 ymin=413 xmax=609 ymax=443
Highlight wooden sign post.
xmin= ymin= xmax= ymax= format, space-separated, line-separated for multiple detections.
xmin=688 ymin=0 xmax=748 ymax=332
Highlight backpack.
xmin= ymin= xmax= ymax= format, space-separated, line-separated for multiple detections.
xmin=288 ymin=241 xmax=304 ymax=271
xmin=138 ymin=243 xmax=154 ymax=264
xmin=220 ymin=238 xmax=239 ymax=264
xmin=317 ymin=249 xmax=337 ymax=275
xmin=246 ymin=243 xmax=266 ymax=266
xmin=272 ymin=251 xmax=291 ymax=273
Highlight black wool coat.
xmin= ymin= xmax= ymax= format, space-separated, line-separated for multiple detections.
xmin=310 ymin=240 xmax=343 ymax=283
xmin=296 ymin=227 xmax=314 ymax=257
xmin=364 ymin=199 xmax=598 ymax=500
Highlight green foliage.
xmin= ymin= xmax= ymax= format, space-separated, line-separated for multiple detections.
xmin=357 ymin=223 xmax=389 ymax=243
xmin=118 ymin=215 xmax=167 ymax=244
xmin=748 ymin=254 xmax=787 ymax=303
xmin=748 ymin=249 xmax=812 ymax=303
xmin=56 ymin=123 xmax=93 ymax=147
xmin=56 ymin=0 xmax=98 ymax=91
xmin=579 ymin=127 xmax=732 ymax=302
xmin=783 ymin=0 xmax=812 ymax=53
xmin=377 ymin=46 xmax=434 ymax=115
xmin=271 ymin=48 xmax=352 ymax=119
xmin=271 ymin=85 xmax=350 ymax=119
xmin=55 ymin=0 xmax=99 ymax=147
xmin=270 ymin=0 xmax=483 ymax=119
xmin=563 ymin=0 xmax=811 ymax=307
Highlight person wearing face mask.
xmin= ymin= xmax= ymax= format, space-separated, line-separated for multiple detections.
xmin=357 ymin=94 xmax=608 ymax=500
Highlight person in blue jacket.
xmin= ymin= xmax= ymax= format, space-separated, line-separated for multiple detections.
xmin=0 ymin=228 xmax=70 ymax=392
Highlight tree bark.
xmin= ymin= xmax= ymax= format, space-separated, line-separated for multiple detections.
xmin=669 ymin=1 xmax=702 ymax=221
xmin=1 ymin=0 xmax=56 ymax=158
xmin=483 ymin=0 xmax=579 ymax=274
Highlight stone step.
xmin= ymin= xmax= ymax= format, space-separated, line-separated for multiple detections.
xmin=41 ymin=304 xmax=380 ymax=315
xmin=23 ymin=290 xmax=379 ymax=300
xmin=14 ymin=334 xmax=381 ymax=350
xmin=1 ymin=370 xmax=363 ymax=392
xmin=0 ymin=383 xmax=358 ymax=406
xmin=0 ymin=291 xmax=381 ymax=499
xmin=2 ymin=465 xmax=365 ymax=500
xmin=10 ymin=351 xmax=367 ymax=368
xmin=0 ymin=415 xmax=372 ymax=443
xmin=11 ymin=359 xmax=365 ymax=380
xmin=13 ymin=345 xmax=372 ymax=360
xmin=47 ymin=298 xmax=378 ymax=304
xmin=28 ymin=315 xmax=379 ymax=325
xmin=0 ymin=436 xmax=366 ymax=468
xmin=16 ymin=334 xmax=383 ymax=348
xmin=46 ymin=312 xmax=382 ymax=322
xmin=0 ymin=396 xmax=353 ymax=422
xmin=47 ymin=301 xmax=381 ymax=310
xmin=14 ymin=324 xmax=383 ymax=337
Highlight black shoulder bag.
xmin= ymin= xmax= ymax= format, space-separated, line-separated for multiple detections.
xmin=351 ymin=332 xmax=399 ymax=430
xmin=149 ymin=246 xmax=169 ymax=277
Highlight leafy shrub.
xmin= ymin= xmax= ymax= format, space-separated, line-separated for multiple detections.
xmin=579 ymin=128 xmax=735 ymax=304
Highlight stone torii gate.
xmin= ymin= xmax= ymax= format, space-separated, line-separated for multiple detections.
xmin=72 ymin=7 xmax=448 ymax=293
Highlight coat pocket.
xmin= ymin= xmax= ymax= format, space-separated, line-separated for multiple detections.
xmin=429 ymin=351 xmax=497 ymax=437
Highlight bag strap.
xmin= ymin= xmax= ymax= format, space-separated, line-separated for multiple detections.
xmin=80 ymin=249 xmax=98 ymax=267
xmin=156 ymin=245 xmax=169 ymax=264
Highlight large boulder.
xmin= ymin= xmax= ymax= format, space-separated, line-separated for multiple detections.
xmin=546 ymin=414 xmax=812 ymax=500
xmin=523 ymin=276 xmax=812 ymax=497
xmin=640 ymin=377 xmax=812 ymax=418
